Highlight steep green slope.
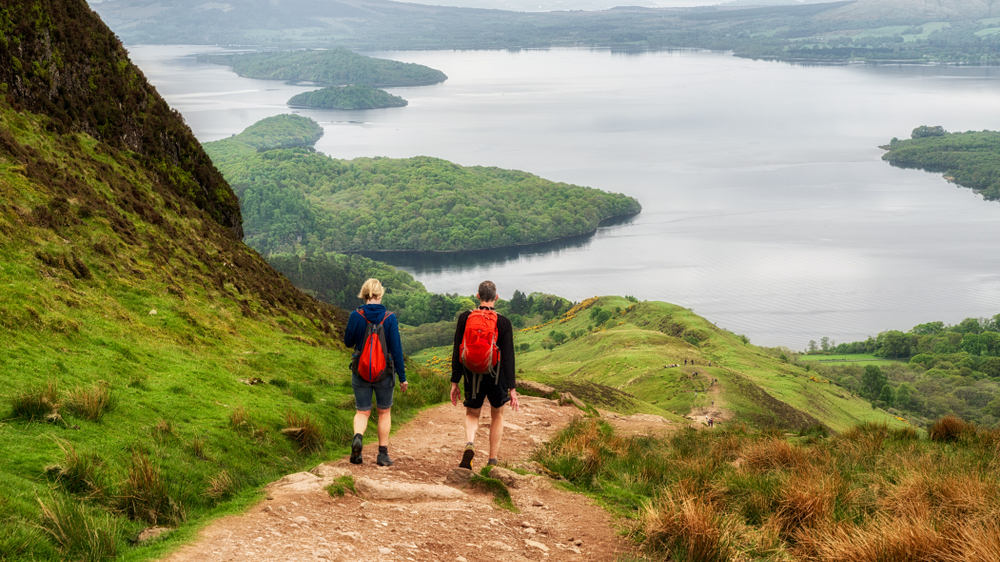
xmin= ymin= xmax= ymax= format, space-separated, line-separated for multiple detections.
xmin=203 ymin=116 xmax=642 ymax=254
xmin=0 ymin=3 xmax=448 ymax=560
xmin=415 ymin=296 xmax=903 ymax=432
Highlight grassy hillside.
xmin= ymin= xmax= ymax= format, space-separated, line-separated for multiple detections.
xmin=0 ymin=2 xmax=449 ymax=560
xmin=415 ymin=296 xmax=903 ymax=432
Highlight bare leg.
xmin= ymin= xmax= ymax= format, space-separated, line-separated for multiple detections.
xmin=353 ymin=410 xmax=371 ymax=435
xmin=377 ymin=407 xmax=391 ymax=446
xmin=489 ymin=406 xmax=505 ymax=459
xmin=465 ymin=407 xmax=482 ymax=443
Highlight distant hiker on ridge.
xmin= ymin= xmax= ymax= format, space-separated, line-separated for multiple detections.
xmin=344 ymin=278 xmax=406 ymax=466
xmin=450 ymin=280 xmax=519 ymax=469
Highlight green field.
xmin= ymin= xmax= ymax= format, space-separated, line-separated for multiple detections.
xmin=798 ymin=354 xmax=906 ymax=366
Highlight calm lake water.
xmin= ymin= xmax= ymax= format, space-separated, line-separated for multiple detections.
xmin=129 ymin=45 xmax=1000 ymax=349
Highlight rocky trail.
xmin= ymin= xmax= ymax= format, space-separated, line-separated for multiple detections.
xmin=158 ymin=395 xmax=644 ymax=562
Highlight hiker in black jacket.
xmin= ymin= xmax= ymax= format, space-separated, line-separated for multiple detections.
xmin=450 ymin=280 xmax=519 ymax=469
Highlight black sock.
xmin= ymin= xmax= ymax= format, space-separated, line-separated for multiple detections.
xmin=354 ymin=433 xmax=363 ymax=439
xmin=378 ymin=445 xmax=388 ymax=454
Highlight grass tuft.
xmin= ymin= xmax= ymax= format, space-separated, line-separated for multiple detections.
xmin=203 ymin=470 xmax=236 ymax=501
xmin=47 ymin=439 xmax=105 ymax=498
xmin=37 ymin=496 xmax=120 ymax=562
xmin=324 ymin=475 xmax=356 ymax=497
xmin=64 ymin=382 xmax=115 ymax=422
xmin=638 ymin=490 xmax=733 ymax=562
xmin=929 ymin=415 xmax=967 ymax=443
xmin=10 ymin=381 xmax=60 ymax=421
xmin=282 ymin=410 xmax=324 ymax=453
xmin=116 ymin=453 xmax=182 ymax=525
xmin=470 ymin=474 xmax=518 ymax=512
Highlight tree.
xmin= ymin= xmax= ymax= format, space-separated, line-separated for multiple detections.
xmin=820 ymin=337 xmax=830 ymax=352
xmin=896 ymin=382 xmax=914 ymax=409
xmin=808 ymin=340 xmax=818 ymax=353
xmin=961 ymin=333 xmax=986 ymax=356
xmin=912 ymin=321 xmax=945 ymax=335
xmin=509 ymin=290 xmax=528 ymax=315
xmin=876 ymin=330 xmax=913 ymax=358
xmin=955 ymin=317 xmax=984 ymax=335
xmin=862 ymin=365 xmax=888 ymax=400
xmin=879 ymin=384 xmax=895 ymax=407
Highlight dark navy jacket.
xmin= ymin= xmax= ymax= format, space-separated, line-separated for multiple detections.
xmin=344 ymin=304 xmax=406 ymax=383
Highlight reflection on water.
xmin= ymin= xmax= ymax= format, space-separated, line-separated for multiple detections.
xmin=359 ymin=214 xmax=638 ymax=274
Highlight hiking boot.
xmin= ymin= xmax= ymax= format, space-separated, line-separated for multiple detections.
xmin=459 ymin=443 xmax=475 ymax=470
xmin=350 ymin=434 xmax=363 ymax=464
xmin=376 ymin=450 xmax=394 ymax=467
xmin=487 ymin=458 xmax=499 ymax=467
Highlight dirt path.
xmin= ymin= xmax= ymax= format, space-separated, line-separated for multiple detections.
xmin=159 ymin=396 xmax=633 ymax=562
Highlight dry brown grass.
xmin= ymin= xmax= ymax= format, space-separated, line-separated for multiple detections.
xmin=742 ymin=438 xmax=808 ymax=472
xmin=639 ymin=490 xmax=734 ymax=562
xmin=795 ymin=516 xmax=953 ymax=562
xmin=772 ymin=470 xmax=839 ymax=540
xmin=946 ymin=520 xmax=1000 ymax=562
xmin=64 ymin=382 xmax=115 ymax=422
xmin=930 ymin=416 xmax=968 ymax=443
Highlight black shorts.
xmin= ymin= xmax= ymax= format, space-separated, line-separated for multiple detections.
xmin=463 ymin=372 xmax=510 ymax=410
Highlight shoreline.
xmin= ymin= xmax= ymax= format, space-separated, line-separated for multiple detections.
xmin=351 ymin=210 xmax=641 ymax=256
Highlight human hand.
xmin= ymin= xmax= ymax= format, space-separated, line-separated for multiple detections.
xmin=400 ymin=381 xmax=409 ymax=393
xmin=508 ymin=389 xmax=520 ymax=413
xmin=450 ymin=382 xmax=461 ymax=406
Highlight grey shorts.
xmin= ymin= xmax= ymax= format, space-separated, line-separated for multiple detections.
xmin=352 ymin=372 xmax=395 ymax=411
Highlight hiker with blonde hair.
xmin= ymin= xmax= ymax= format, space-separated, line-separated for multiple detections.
xmin=344 ymin=278 xmax=406 ymax=466
xmin=450 ymin=280 xmax=519 ymax=469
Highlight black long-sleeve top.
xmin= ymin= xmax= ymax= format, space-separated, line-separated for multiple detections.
xmin=451 ymin=306 xmax=516 ymax=390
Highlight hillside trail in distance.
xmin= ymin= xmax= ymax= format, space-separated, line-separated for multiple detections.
xmin=158 ymin=395 xmax=638 ymax=562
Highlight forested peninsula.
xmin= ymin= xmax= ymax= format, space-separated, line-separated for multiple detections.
xmin=288 ymin=85 xmax=407 ymax=110
xmin=200 ymin=48 xmax=447 ymax=87
xmin=882 ymin=126 xmax=1000 ymax=201
xmin=203 ymin=116 xmax=641 ymax=254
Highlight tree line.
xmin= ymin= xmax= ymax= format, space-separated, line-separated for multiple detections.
xmin=807 ymin=314 xmax=1000 ymax=428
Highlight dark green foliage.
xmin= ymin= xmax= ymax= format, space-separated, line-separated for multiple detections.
xmin=203 ymin=116 xmax=641 ymax=254
xmin=882 ymin=129 xmax=1000 ymax=201
xmin=201 ymin=48 xmax=447 ymax=87
xmin=288 ymin=85 xmax=407 ymax=110
xmin=225 ymin=114 xmax=324 ymax=151
xmin=815 ymin=314 xmax=1000 ymax=428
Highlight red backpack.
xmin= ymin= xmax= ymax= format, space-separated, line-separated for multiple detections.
xmin=352 ymin=308 xmax=394 ymax=383
xmin=460 ymin=309 xmax=501 ymax=375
